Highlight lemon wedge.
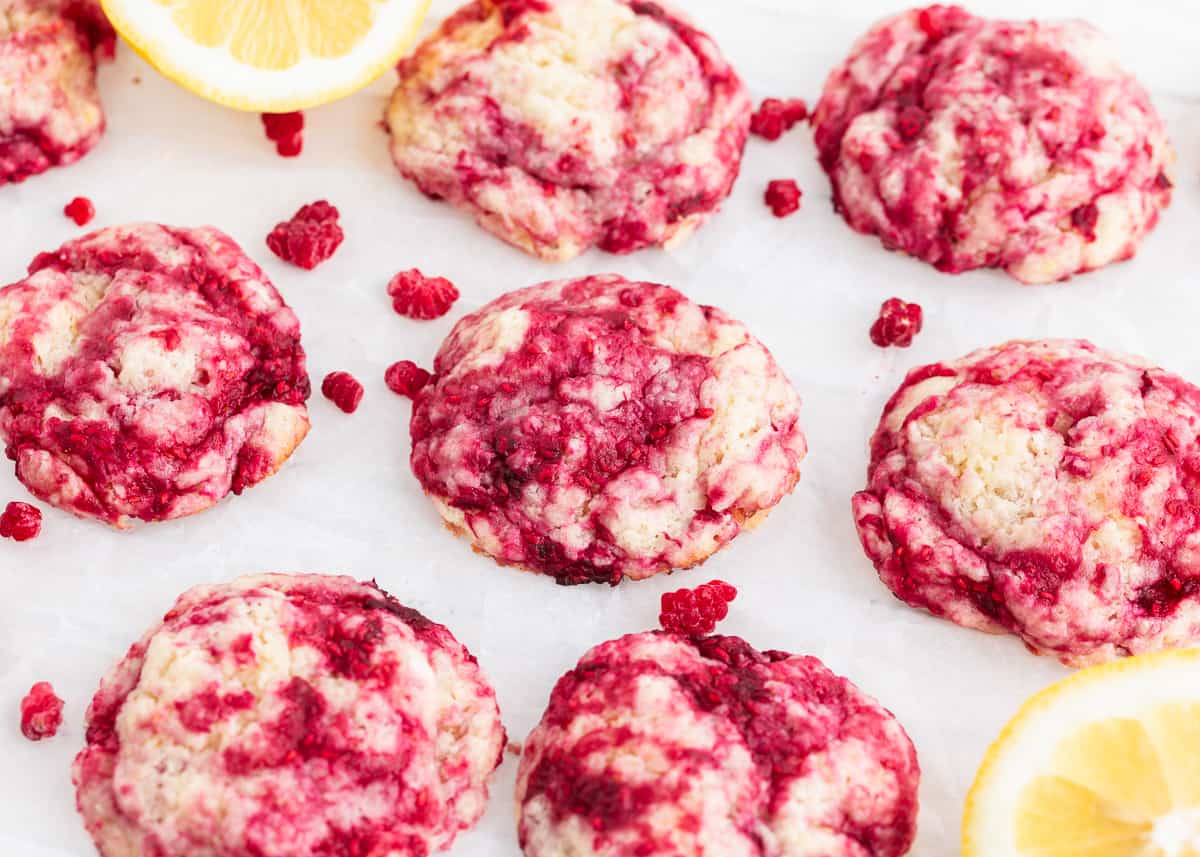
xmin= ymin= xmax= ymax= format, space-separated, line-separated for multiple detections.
xmin=964 ymin=648 xmax=1200 ymax=857
xmin=100 ymin=0 xmax=431 ymax=111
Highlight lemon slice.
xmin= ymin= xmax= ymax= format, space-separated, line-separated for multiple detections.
xmin=100 ymin=0 xmax=431 ymax=111
xmin=964 ymin=648 xmax=1200 ymax=857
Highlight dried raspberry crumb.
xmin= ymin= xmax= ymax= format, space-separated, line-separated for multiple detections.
xmin=749 ymin=98 xmax=808 ymax=141
xmin=261 ymin=112 xmax=304 ymax=158
xmin=64 ymin=196 xmax=95 ymax=226
xmin=497 ymin=0 xmax=551 ymax=25
xmin=659 ymin=580 xmax=738 ymax=636
xmin=1071 ymin=202 xmax=1100 ymax=242
xmin=506 ymin=741 xmax=524 ymax=756
xmin=387 ymin=269 xmax=460 ymax=320
xmin=321 ymin=371 xmax=364 ymax=414
xmin=149 ymin=328 xmax=182 ymax=351
xmin=19 ymin=682 xmax=63 ymax=741
xmin=1155 ymin=172 xmax=1174 ymax=190
xmin=870 ymin=298 xmax=924 ymax=348
xmin=916 ymin=5 xmax=968 ymax=41
xmin=0 ymin=502 xmax=41 ymax=542
xmin=385 ymin=361 xmax=432 ymax=399
xmin=765 ymin=180 xmax=802 ymax=218
xmin=274 ymin=135 xmax=303 ymax=158
xmin=896 ymin=105 xmax=929 ymax=142
xmin=266 ymin=201 xmax=344 ymax=270
xmin=262 ymin=112 xmax=303 ymax=140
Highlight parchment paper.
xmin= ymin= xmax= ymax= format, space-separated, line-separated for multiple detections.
xmin=2 ymin=1 xmax=1199 ymax=853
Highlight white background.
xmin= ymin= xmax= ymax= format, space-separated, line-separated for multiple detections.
xmin=2 ymin=1 xmax=1199 ymax=854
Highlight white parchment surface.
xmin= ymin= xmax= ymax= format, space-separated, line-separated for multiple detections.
xmin=3 ymin=1 xmax=1200 ymax=853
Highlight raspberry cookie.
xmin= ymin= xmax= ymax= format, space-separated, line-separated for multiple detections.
xmin=854 ymin=339 xmax=1200 ymax=667
xmin=74 ymin=573 xmax=506 ymax=857
xmin=1 ymin=0 xmax=114 ymax=183
xmin=0 ymin=224 xmax=310 ymax=527
xmin=517 ymin=632 xmax=920 ymax=857
xmin=812 ymin=6 xmax=1173 ymax=284
xmin=410 ymin=275 xmax=807 ymax=585
xmin=386 ymin=0 xmax=751 ymax=261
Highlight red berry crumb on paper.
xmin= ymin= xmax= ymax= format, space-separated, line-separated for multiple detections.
xmin=387 ymin=269 xmax=460 ymax=320
xmin=750 ymin=98 xmax=808 ymax=141
xmin=765 ymin=180 xmax=802 ymax=218
xmin=0 ymin=502 xmax=41 ymax=542
xmin=385 ymin=361 xmax=431 ymax=399
xmin=261 ymin=112 xmax=304 ymax=157
xmin=321 ymin=371 xmax=364 ymax=414
xmin=64 ymin=196 xmax=95 ymax=226
xmin=20 ymin=682 xmax=63 ymax=741
xmin=659 ymin=580 xmax=738 ymax=636
xmin=870 ymin=298 xmax=924 ymax=348
xmin=266 ymin=201 xmax=344 ymax=270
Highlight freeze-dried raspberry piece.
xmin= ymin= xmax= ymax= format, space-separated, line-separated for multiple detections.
xmin=266 ymin=201 xmax=344 ymax=270
xmin=261 ymin=112 xmax=304 ymax=158
xmin=387 ymin=269 xmax=460 ymax=320
xmin=764 ymin=180 xmax=802 ymax=217
xmin=869 ymin=298 xmax=923 ymax=348
xmin=659 ymin=580 xmax=737 ymax=635
xmin=321 ymin=372 xmax=364 ymax=414
xmin=385 ymin=361 xmax=431 ymax=399
xmin=20 ymin=681 xmax=63 ymax=740
xmin=64 ymin=196 xmax=96 ymax=226
xmin=749 ymin=97 xmax=808 ymax=141
xmin=0 ymin=502 xmax=41 ymax=541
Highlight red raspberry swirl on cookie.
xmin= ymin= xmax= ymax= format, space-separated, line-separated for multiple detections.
xmin=0 ymin=224 xmax=310 ymax=527
xmin=410 ymin=275 xmax=806 ymax=584
xmin=517 ymin=631 xmax=919 ymax=857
